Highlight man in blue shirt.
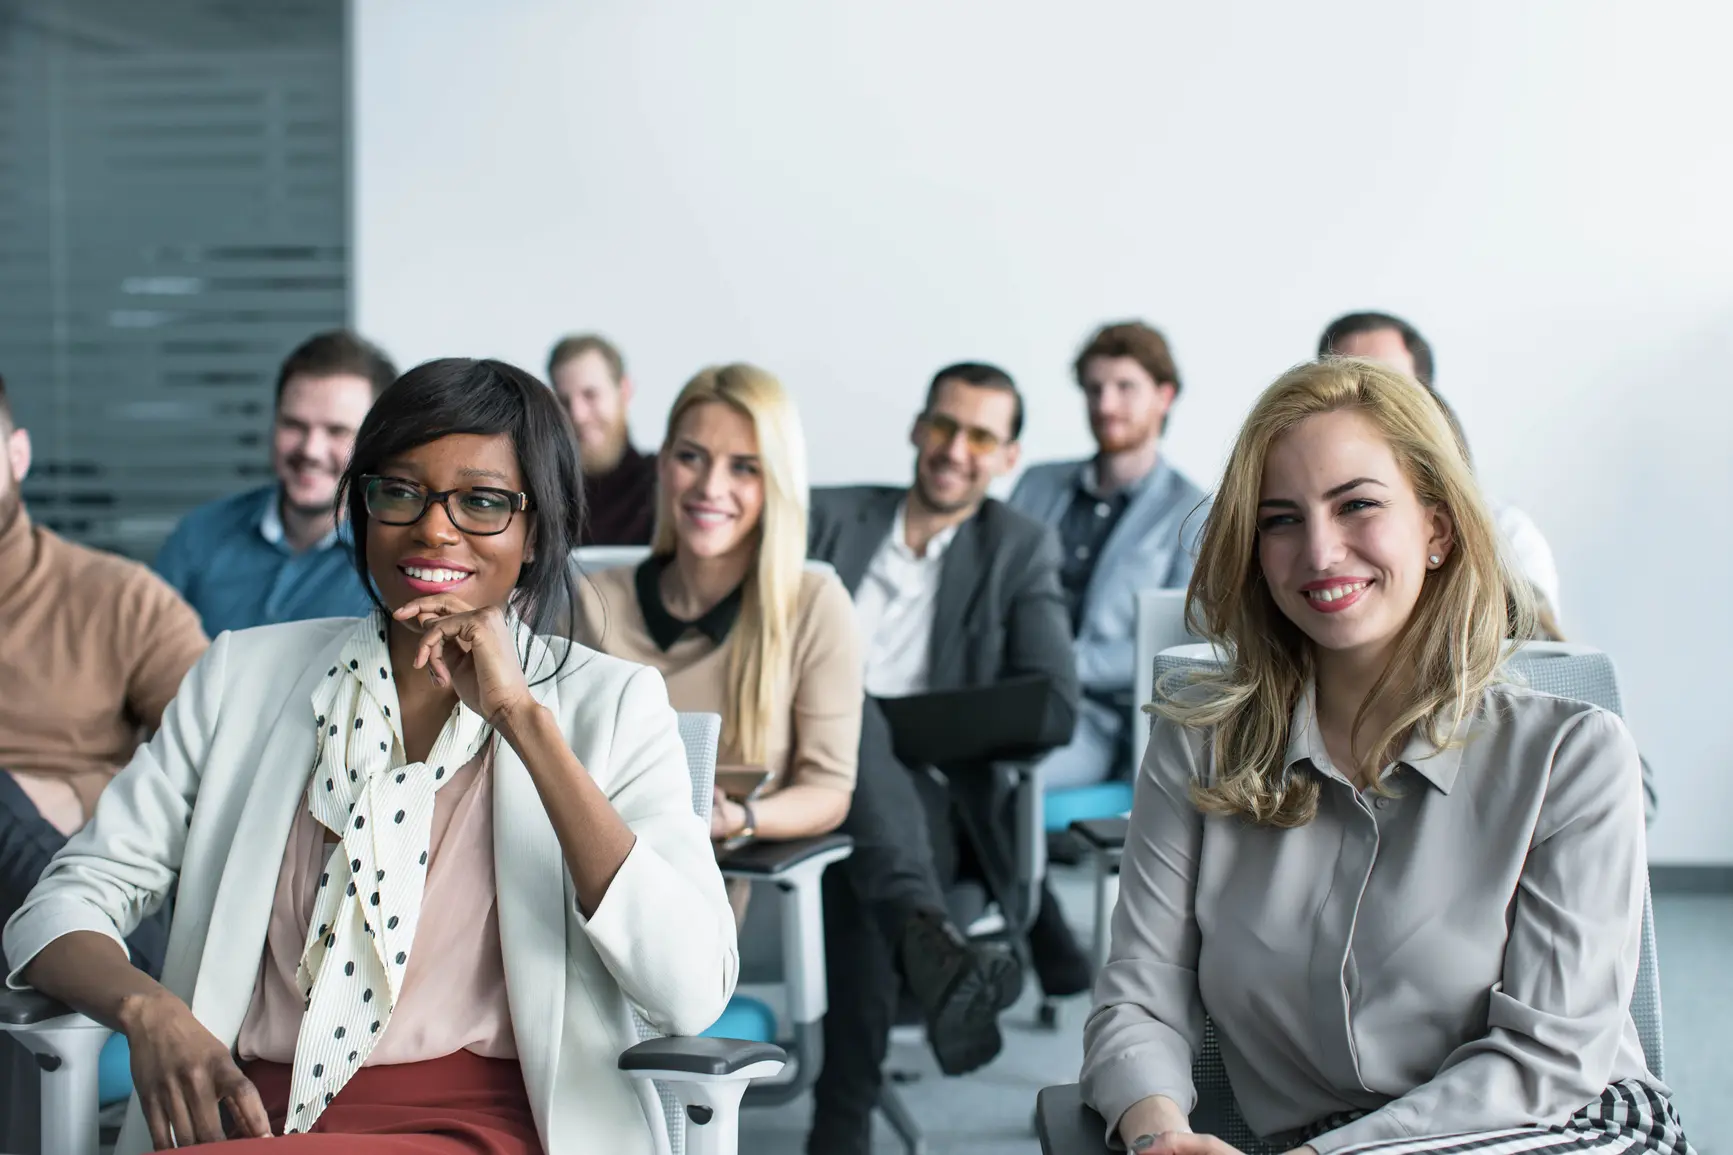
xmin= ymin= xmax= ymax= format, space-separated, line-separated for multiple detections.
xmin=1009 ymin=321 xmax=1206 ymax=790
xmin=155 ymin=330 xmax=398 ymax=634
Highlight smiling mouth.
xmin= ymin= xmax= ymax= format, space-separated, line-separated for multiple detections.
xmin=401 ymin=564 xmax=472 ymax=585
xmin=1304 ymin=580 xmax=1371 ymax=604
xmin=683 ymin=507 xmax=733 ymax=528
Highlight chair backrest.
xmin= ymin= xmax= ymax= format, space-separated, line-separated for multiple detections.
xmin=676 ymin=712 xmax=721 ymax=820
xmin=574 ymin=544 xmax=654 ymax=573
xmin=1130 ymin=590 xmax=1197 ymax=773
xmin=1148 ymin=644 xmax=1663 ymax=1147
xmin=574 ymin=544 xmax=841 ymax=584
xmin=636 ymin=711 xmax=721 ymax=1155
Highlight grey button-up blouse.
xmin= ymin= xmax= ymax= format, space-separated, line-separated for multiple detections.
xmin=1081 ymin=681 xmax=1656 ymax=1152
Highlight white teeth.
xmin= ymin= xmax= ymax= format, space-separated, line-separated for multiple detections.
xmin=1307 ymin=581 xmax=1368 ymax=603
xmin=404 ymin=566 xmax=467 ymax=583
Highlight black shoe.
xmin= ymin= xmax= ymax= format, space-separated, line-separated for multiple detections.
xmin=897 ymin=908 xmax=1024 ymax=1076
xmin=805 ymin=1114 xmax=872 ymax=1155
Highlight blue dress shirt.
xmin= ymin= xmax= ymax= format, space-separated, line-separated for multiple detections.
xmin=154 ymin=485 xmax=373 ymax=635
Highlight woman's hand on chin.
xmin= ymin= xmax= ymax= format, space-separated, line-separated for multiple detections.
xmin=394 ymin=595 xmax=534 ymax=729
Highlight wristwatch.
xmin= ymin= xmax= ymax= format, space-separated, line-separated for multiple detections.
xmin=735 ymin=800 xmax=757 ymax=841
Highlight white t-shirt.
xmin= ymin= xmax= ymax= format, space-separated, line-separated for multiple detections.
xmin=1494 ymin=502 xmax=1561 ymax=620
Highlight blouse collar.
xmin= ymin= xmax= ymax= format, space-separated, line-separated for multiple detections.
xmin=633 ymin=555 xmax=744 ymax=652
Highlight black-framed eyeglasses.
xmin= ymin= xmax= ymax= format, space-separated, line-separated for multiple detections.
xmin=360 ymin=475 xmax=533 ymax=536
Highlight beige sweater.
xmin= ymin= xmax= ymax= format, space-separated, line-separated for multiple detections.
xmin=575 ymin=563 xmax=861 ymax=802
xmin=0 ymin=510 xmax=208 ymax=832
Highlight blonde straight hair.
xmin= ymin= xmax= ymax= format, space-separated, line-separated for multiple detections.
xmin=1162 ymin=358 xmax=1534 ymax=827
xmin=652 ymin=364 xmax=809 ymax=765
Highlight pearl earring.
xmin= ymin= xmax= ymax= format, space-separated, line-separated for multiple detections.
xmin=1429 ymin=554 xmax=1441 ymax=566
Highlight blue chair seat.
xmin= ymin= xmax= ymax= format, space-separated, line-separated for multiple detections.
xmin=99 ymin=1032 xmax=131 ymax=1105
xmin=1044 ymin=781 xmax=1133 ymax=832
xmin=701 ymin=995 xmax=777 ymax=1043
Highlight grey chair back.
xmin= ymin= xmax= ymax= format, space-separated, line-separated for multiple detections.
xmin=573 ymin=544 xmax=654 ymax=573
xmin=1130 ymin=590 xmax=1194 ymax=773
xmin=632 ymin=711 xmax=721 ymax=1155
xmin=1147 ymin=645 xmax=1662 ymax=1150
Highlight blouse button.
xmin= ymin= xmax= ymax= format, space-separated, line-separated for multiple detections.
xmin=1374 ymin=796 xmax=1391 ymax=810
xmin=1094 ymin=502 xmax=1112 ymax=518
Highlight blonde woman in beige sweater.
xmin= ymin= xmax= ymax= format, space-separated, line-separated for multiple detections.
xmin=577 ymin=364 xmax=861 ymax=920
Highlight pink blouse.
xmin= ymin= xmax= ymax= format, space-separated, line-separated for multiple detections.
xmin=236 ymin=742 xmax=516 ymax=1064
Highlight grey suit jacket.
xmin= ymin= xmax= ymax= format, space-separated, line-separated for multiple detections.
xmin=807 ymin=485 xmax=1079 ymax=753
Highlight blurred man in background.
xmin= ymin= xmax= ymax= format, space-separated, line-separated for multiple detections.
xmin=1010 ymin=320 xmax=1205 ymax=791
xmin=0 ymin=372 xmax=206 ymax=977
xmin=549 ymin=333 xmax=656 ymax=545
xmin=155 ymin=330 xmax=397 ymax=634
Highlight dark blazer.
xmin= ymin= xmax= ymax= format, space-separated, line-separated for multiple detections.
xmin=808 ymin=484 xmax=1079 ymax=752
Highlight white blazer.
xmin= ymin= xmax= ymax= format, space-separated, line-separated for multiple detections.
xmin=4 ymin=617 xmax=739 ymax=1155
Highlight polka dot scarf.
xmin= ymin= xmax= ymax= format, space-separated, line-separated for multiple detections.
xmin=284 ymin=612 xmax=491 ymax=1133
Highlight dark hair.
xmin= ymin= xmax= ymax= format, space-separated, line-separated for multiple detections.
xmin=276 ymin=330 xmax=399 ymax=405
xmin=0 ymin=371 xmax=11 ymax=432
xmin=1318 ymin=312 xmax=1435 ymax=387
xmin=1428 ymin=389 xmax=1474 ymax=469
xmin=1073 ymin=320 xmax=1182 ymax=393
xmin=337 ymin=358 xmax=586 ymax=648
xmin=924 ymin=361 xmax=1024 ymax=441
xmin=547 ymin=334 xmax=626 ymax=383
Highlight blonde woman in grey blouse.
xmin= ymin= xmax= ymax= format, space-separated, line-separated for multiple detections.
xmin=1081 ymin=360 xmax=1693 ymax=1155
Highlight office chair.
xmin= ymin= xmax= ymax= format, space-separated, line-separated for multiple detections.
xmin=1038 ymin=589 xmax=1196 ymax=1025
xmin=1035 ymin=643 xmax=1668 ymax=1155
xmin=573 ymin=546 xmax=858 ymax=1143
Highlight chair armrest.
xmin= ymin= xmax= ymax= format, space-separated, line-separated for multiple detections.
xmin=719 ymin=835 xmax=852 ymax=1032
xmin=0 ymin=987 xmax=81 ymax=1027
xmin=1036 ymin=1082 xmax=1112 ymax=1155
xmin=717 ymin=833 xmax=852 ymax=879
xmin=1070 ymin=817 xmax=1128 ymax=852
xmin=618 ymin=1036 xmax=787 ymax=1077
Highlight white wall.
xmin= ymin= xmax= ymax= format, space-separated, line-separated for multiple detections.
xmin=354 ymin=0 xmax=1733 ymax=864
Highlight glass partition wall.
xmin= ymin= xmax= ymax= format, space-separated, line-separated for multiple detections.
xmin=0 ymin=0 xmax=347 ymax=559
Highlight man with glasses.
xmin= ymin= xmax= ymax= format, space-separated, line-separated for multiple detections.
xmin=155 ymin=330 xmax=398 ymax=634
xmin=804 ymin=362 xmax=1079 ymax=1155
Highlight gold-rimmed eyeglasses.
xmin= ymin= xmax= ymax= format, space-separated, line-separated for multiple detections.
xmin=915 ymin=412 xmax=1005 ymax=457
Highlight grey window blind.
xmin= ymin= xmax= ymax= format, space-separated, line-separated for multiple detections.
xmin=0 ymin=0 xmax=346 ymax=561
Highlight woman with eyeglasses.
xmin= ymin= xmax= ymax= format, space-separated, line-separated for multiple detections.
xmin=577 ymin=364 xmax=862 ymax=923
xmin=4 ymin=358 xmax=737 ymax=1154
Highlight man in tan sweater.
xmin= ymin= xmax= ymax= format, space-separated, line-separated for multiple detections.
xmin=0 ymin=373 xmax=207 ymax=977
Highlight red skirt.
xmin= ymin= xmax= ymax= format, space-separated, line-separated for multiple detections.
xmin=179 ymin=1050 xmax=541 ymax=1153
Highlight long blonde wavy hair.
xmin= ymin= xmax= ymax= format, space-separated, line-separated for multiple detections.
xmin=653 ymin=364 xmax=809 ymax=765
xmin=1162 ymin=358 xmax=1534 ymax=827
